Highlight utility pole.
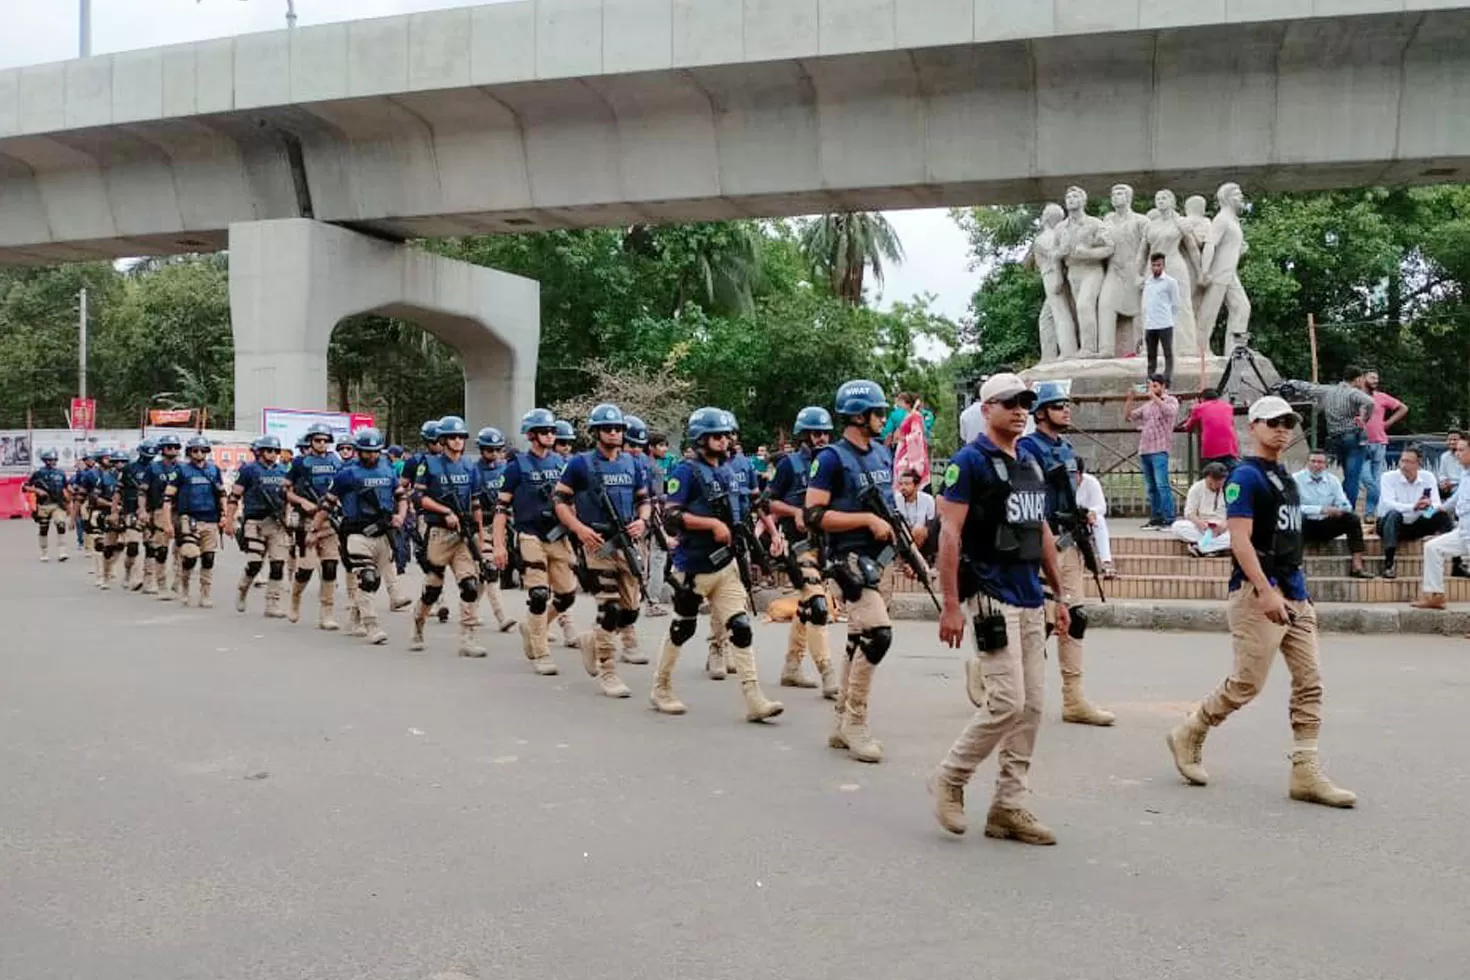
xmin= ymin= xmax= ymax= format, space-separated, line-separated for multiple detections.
xmin=78 ymin=288 xmax=89 ymax=400
xmin=79 ymin=0 xmax=92 ymax=56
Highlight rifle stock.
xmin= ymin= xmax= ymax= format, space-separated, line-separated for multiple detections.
xmin=860 ymin=485 xmax=942 ymax=612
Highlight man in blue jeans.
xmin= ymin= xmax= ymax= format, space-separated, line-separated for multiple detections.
xmin=1126 ymin=374 xmax=1180 ymax=527
xmin=1293 ymin=367 xmax=1376 ymax=512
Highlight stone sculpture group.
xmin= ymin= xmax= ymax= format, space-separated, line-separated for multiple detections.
xmin=1032 ymin=182 xmax=1252 ymax=363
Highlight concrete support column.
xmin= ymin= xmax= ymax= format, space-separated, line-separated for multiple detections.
xmin=229 ymin=218 xmax=539 ymax=434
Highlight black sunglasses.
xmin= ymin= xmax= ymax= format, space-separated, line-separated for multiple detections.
xmin=989 ymin=394 xmax=1037 ymax=410
xmin=1260 ymin=417 xmax=1296 ymax=430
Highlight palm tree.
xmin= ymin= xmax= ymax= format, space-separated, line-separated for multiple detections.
xmin=798 ymin=212 xmax=906 ymax=306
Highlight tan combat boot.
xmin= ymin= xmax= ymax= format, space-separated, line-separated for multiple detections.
xmin=408 ymin=607 xmax=428 ymax=652
xmin=1061 ymin=677 xmax=1115 ymax=726
xmin=1288 ymin=748 xmax=1357 ymax=808
xmin=839 ymin=656 xmax=883 ymax=763
xmin=197 ymin=566 xmax=214 ymax=608
xmin=177 ymin=565 xmax=193 ymax=606
xmin=828 ymin=655 xmax=853 ymax=749
xmin=264 ymin=582 xmax=287 ymax=619
xmin=141 ymin=559 xmax=157 ymax=595
xmin=780 ymin=627 xmax=818 ymax=689
xmin=619 ymin=625 xmax=650 ymax=665
xmin=288 ymin=580 xmax=306 ymax=622
xmin=364 ymin=617 xmax=388 ymax=645
xmin=348 ymin=605 xmax=367 ymax=638
xmin=984 ymin=804 xmax=1056 ymax=845
xmin=928 ymin=771 xmax=967 ymax=835
xmin=557 ymin=612 xmax=579 ymax=648
xmin=577 ymin=632 xmax=599 ymax=678
xmin=649 ymin=642 xmax=687 ymax=715
xmin=458 ymin=623 xmax=487 ymax=657
xmin=597 ymin=645 xmax=631 ymax=699
xmin=1166 ymin=710 xmax=1210 ymax=786
xmin=236 ymin=572 xmax=252 ymax=614
xmin=318 ymin=587 xmax=340 ymax=632
xmin=732 ymin=648 xmax=783 ymax=722
xmin=705 ymin=635 xmax=727 ymax=680
xmin=807 ymin=624 xmax=839 ymax=699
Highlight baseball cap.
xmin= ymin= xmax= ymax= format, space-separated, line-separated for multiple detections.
xmin=979 ymin=373 xmax=1035 ymax=406
xmin=1248 ymin=395 xmax=1300 ymax=426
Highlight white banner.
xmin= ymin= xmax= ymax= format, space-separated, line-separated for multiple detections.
xmin=261 ymin=408 xmax=375 ymax=453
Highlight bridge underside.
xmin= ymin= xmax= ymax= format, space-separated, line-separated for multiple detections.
xmin=1 ymin=7 xmax=1468 ymax=264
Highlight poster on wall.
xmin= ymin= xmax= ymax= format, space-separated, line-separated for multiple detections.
xmin=0 ymin=432 xmax=32 ymax=468
xmin=262 ymin=409 xmax=375 ymax=452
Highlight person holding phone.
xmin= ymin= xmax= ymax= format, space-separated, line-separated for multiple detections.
xmin=1166 ymin=396 xmax=1355 ymax=809
xmin=1375 ymin=446 xmax=1451 ymax=578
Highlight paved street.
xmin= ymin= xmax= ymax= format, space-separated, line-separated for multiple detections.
xmin=1 ymin=519 xmax=1465 ymax=980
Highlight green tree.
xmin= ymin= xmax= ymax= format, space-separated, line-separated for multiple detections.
xmin=798 ymin=212 xmax=906 ymax=305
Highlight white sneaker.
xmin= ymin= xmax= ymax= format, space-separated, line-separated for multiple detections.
xmin=39 ymin=554 xmax=49 ymax=563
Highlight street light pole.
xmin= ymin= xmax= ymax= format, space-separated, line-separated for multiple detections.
xmin=79 ymin=0 xmax=92 ymax=56
xmin=78 ymin=288 xmax=89 ymax=401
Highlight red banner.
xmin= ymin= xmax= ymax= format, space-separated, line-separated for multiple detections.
xmin=149 ymin=408 xmax=196 ymax=426
xmin=70 ymin=397 xmax=96 ymax=431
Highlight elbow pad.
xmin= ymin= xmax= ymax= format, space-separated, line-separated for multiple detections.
xmin=495 ymin=501 xmax=514 ymax=516
xmin=804 ymin=505 xmax=829 ymax=532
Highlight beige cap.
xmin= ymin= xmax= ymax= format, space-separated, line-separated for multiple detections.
xmin=1248 ymin=395 xmax=1300 ymax=425
xmin=979 ymin=373 xmax=1032 ymax=404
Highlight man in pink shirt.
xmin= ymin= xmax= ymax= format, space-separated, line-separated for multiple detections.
xmin=1126 ymin=373 xmax=1181 ymax=528
xmin=1363 ymin=370 xmax=1408 ymax=519
xmin=1181 ymin=388 xmax=1239 ymax=469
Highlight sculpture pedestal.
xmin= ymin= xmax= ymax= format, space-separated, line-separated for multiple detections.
xmin=1020 ymin=351 xmax=1294 ymax=513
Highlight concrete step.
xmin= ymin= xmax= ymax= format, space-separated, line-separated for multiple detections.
xmin=1111 ymin=534 xmax=1423 ymax=559
xmin=1110 ymin=553 xmax=1431 ymax=578
xmin=1083 ymin=574 xmax=1470 ymax=603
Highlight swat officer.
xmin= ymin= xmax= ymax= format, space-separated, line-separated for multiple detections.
xmin=553 ymin=420 xmax=576 ymax=458
xmin=492 ymin=409 xmax=574 ymax=677
xmin=144 ymin=434 xmax=184 ymax=598
xmin=403 ymin=420 xmax=450 ymax=625
xmin=120 ymin=441 xmax=156 ymax=590
xmin=411 ymin=415 xmax=487 ymax=656
xmin=287 ymin=422 xmax=358 ymax=631
xmin=336 ymin=437 xmax=356 ymax=464
xmin=73 ymin=450 xmax=108 ymax=586
xmin=322 ymin=428 xmax=407 ymax=646
xmin=653 ymin=407 xmax=784 ymax=721
xmin=768 ymin=406 xmax=839 ymax=698
xmin=805 ymin=380 xmax=898 ymax=764
xmin=474 ymin=426 xmax=517 ymax=635
xmin=93 ymin=450 xmax=125 ymax=589
xmin=227 ymin=435 xmax=292 ymax=618
xmin=1166 ymin=395 xmax=1355 ymax=808
xmin=23 ymin=448 xmax=70 ymax=562
xmin=1017 ymin=380 xmax=1115 ymax=726
xmin=618 ymin=415 xmax=655 ymax=665
xmin=553 ymin=404 xmax=647 ymax=698
xmin=701 ymin=415 xmax=762 ymax=678
xmin=927 ymin=374 xmax=1069 ymax=843
xmin=161 ymin=436 xmax=226 ymax=608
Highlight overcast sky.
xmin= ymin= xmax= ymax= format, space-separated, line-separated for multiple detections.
xmin=1 ymin=0 xmax=979 ymax=325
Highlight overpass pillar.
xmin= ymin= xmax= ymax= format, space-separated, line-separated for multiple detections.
xmin=228 ymin=219 xmax=540 ymax=435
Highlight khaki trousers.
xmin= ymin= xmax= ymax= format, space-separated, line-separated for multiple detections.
xmin=585 ymin=548 xmax=640 ymax=662
xmin=1050 ymin=545 xmax=1086 ymax=680
xmin=785 ymin=545 xmax=832 ymax=668
xmin=939 ymin=599 xmax=1047 ymax=807
xmin=519 ymin=535 xmax=578 ymax=659
xmin=346 ymin=532 xmax=396 ymax=626
xmin=420 ymin=526 xmax=479 ymax=627
xmin=1198 ymin=585 xmax=1322 ymax=740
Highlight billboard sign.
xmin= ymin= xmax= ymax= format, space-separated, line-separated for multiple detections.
xmin=70 ymin=397 xmax=97 ymax=431
xmin=261 ymin=408 xmax=375 ymax=452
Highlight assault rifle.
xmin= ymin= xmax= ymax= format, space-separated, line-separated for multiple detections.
xmin=440 ymin=490 xmax=495 ymax=584
xmin=590 ymin=477 xmax=648 ymax=603
xmin=736 ymin=489 xmax=774 ymax=581
xmin=858 ymin=484 xmax=942 ymax=613
xmin=1045 ymin=464 xmax=1106 ymax=602
xmin=300 ymin=481 xmax=353 ymax=573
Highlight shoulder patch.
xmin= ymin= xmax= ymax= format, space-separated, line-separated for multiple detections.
xmin=944 ymin=463 xmax=960 ymax=486
xmin=665 ymin=477 xmax=680 ymax=494
xmin=809 ymin=459 xmax=821 ymax=478
xmin=1224 ymin=483 xmax=1240 ymax=503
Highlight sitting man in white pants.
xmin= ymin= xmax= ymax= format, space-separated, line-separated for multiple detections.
xmin=1411 ymin=438 xmax=1470 ymax=610
xmin=1170 ymin=462 xmax=1232 ymax=556
xmin=1074 ymin=458 xmax=1114 ymax=577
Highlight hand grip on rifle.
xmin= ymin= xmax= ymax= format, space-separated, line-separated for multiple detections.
xmin=860 ymin=485 xmax=941 ymax=613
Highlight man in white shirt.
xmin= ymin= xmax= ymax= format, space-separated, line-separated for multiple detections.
xmin=1142 ymin=252 xmax=1182 ymax=383
xmin=959 ymin=389 xmax=985 ymax=446
xmin=895 ymin=469 xmax=936 ymax=561
xmin=1377 ymin=445 xmax=1454 ymax=578
xmin=1412 ymin=439 xmax=1470 ymax=609
xmin=1168 ymin=462 xmax=1231 ymax=555
xmin=1074 ymin=458 xmax=1114 ymax=576
xmin=1438 ymin=430 xmax=1465 ymax=499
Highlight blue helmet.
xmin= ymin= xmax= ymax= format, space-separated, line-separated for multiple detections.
xmin=40 ymin=448 xmax=59 ymax=463
xmin=587 ymin=403 xmax=626 ymax=431
xmin=686 ymin=407 xmax=735 ymax=443
xmin=305 ymin=422 xmax=333 ymax=440
xmin=419 ymin=420 xmax=440 ymax=443
xmin=336 ymin=436 xmax=354 ymax=450
xmin=354 ymin=427 xmax=386 ymax=452
xmin=136 ymin=439 xmax=158 ymax=458
xmin=387 ymin=445 xmax=404 ymax=458
xmin=624 ymin=415 xmax=649 ymax=447
xmin=94 ymin=448 xmax=112 ymax=461
xmin=295 ymin=435 xmax=311 ymax=451
xmin=437 ymin=415 xmax=469 ymax=438
xmin=553 ymin=420 xmax=575 ymax=442
xmin=156 ymin=433 xmax=183 ymax=451
xmin=794 ymin=406 xmax=833 ymax=435
xmin=520 ymin=408 xmax=557 ymax=435
xmin=252 ymin=435 xmax=281 ymax=452
xmin=186 ymin=436 xmax=210 ymax=453
xmin=834 ymin=379 xmax=889 ymax=419
xmin=1032 ymin=379 xmax=1072 ymax=415
xmin=476 ymin=426 xmax=507 ymax=450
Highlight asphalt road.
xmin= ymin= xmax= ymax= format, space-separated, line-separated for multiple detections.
xmin=2 ymin=520 xmax=1466 ymax=980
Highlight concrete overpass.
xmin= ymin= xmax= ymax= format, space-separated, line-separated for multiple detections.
xmin=2 ymin=0 xmax=1467 ymax=428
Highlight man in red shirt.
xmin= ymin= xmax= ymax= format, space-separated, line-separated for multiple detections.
xmin=1182 ymin=389 xmax=1239 ymax=470
xmin=1363 ymin=370 xmax=1408 ymax=520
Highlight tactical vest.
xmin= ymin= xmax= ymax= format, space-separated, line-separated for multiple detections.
xmin=28 ymin=466 xmax=67 ymax=501
xmin=1021 ymin=431 xmax=1080 ymax=533
xmin=823 ymin=438 xmax=895 ymax=559
xmin=146 ymin=459 xmax=178 ymax=511
xmin=961 ymin=446 xmax=1047 ymax=572
xmin=676 ymin=457 xmax=738 ymax=570
xmin=176 ymin=462 xmax=223 ymax=520
xmin=1245 ymin=458 xmax=1305 ymax=577
xmin=122 ymin=461 xmax=149 ymax=512
xmin=292 ymin=452 xmax=340 ymax=502
xmin=477 ymin=460 xmax=508 ymax=507
xmin=574 ymin=450 xmax=639 ymax=529
xmin=421 ymin=454 xmax=476 ymax=527
xmin=339 ymin=460 xmax=398 ymax=530
xmin=509 ymin=450 xmax=565 ymax=539
xmin=240 ymin=462 xmax=290 ymax=520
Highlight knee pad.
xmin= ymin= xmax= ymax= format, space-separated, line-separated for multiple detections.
xmin=181 ymin=556 xmax=198 ymax=571
xmin=245 ymin=560 xmax=263 ymax=579
xmin=200 ymin=552 xmax=216 ymax=570
xmin=618 ymin=607 xmax=640 ymax=629
xmin=858 ymin=626 xmax=893 ymax=665
xmin=527 ymin=586 xmax=551 ymax=615
xmin=597 ymin=601 xmax=622 ymax=632
xmin=799 ymin=595 xmax=829 ymax=626
xmin=294 ymin=568 xmax=314 ymax=585
xmin=552 ymin=591 xmax=577 ymax=613
xmin=725 ymin=612 xmax=753 ymax=649
xmin=359 ymin=567 xmax=382 ymax=594
xmin=672 ymin=587 xmax=702 ymax=618
xmin=320 ymin=560 xmax=338 ymax=582
xmin=126 ymin=542 xmax=140 ymax=558
xmin=669 ymin=616 xmax=698 ymax=646
xmin=102 ymin=545 xmax=117 ymax=559
xmin=268 ymin=560 xmax=285 ymax=581
xmin=459 ymin=577 xmax=480 ymax=603
xmin=421 ymin=584 xmax=444 ymax=607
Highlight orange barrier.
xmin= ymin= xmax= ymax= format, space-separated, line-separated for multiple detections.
xmin=0 ymin=476 xmax=34 ymax=520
